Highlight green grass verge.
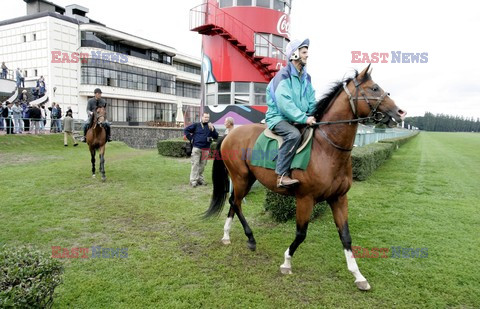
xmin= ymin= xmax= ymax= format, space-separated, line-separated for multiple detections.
xmin=0 ymin=132 xmax=478 ymax=308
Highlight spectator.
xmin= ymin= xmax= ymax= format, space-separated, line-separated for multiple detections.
xmin=1 ymin=62 xmax=7 ymax=79
xmin=48 ymin=102 xmax=57 ymax=133
xmin=63 ymin=110 xmax=77 ymax=147
xmin=20 ymin=89 xmax=28 ymax=103
xmin=21 ymin=101 xmax=30 ymax=133
xmin=184 ymin=112 xmax=219 ymax=187
xmin=0 ymin=103 xmax=4 ymax=131
xmin=12 ymin=101 xmax=23 ymax=134
xmin=16 ymin=68 xmax=24 ymax=88
xmin=31 ymin=87 xmax=39 ymax=100
xmin=29 ymin=104 xmax=42 ymax=135
xmin=55 ymin=103 xmax=62 ymax=132
xmin=2 ymin=101 xmax=14 ymax=134
xmin=224 ymin=116 xmax=234 ymax=135
xmin=40 ymin=104 xmax=47 ymax=132
xmin=38 ymin=81 xmax=46 ymax=98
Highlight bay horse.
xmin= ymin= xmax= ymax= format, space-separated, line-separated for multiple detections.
xmin=204 ymin=65 xmax=406 ymax=291
xmin=86 ymin=106 xmax=107 ymax=181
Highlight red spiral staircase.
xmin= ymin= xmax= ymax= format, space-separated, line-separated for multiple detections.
xmin=190 ymin=2 xmax=284 ymax=80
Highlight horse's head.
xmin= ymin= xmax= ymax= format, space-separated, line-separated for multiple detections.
xmin=95 ymin=106 xmax=106 ymax=124
xmin=346 ymin=65 xmax=406 ymax=127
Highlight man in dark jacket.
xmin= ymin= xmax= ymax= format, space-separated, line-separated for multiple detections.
xmin=2 ymin=101 xmax=14 ymax=134
xmin=29 ymin=104 xmax=42 ymax=134
xmin=80 ymin=88 xmax=111 ymax=142
xmin=184 ymin=112 xmax=219 ymax=187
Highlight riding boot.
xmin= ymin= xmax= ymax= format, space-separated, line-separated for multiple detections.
xmin=81 ymin=125 xmax=88 ymax=143
xmin=277 ymin=173 xmax=300 ymax=188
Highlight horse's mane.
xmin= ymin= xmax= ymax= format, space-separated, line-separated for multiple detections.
xmin=312 ymin=70 xmax=371 ymax=120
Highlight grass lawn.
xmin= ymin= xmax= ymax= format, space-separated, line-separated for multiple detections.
xmin=0 ymin=132 xmax=479 ymax=308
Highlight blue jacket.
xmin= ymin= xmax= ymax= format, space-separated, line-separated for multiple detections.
xmin=265 ymin=62 xmax=316 ymax=129
xmin=184 ymin=122 xmax=219 ymax=149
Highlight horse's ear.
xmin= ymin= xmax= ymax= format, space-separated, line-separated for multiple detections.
xmin=358 ymin=64 xmax=371 ymax=80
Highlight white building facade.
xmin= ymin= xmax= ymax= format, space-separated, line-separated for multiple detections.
xmin=0 ymin=0 xmax=201 ymax=125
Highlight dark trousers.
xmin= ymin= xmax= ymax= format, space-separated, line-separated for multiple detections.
xmin=24 ymin=119 xmax=30 ymax=132
xmin=272 ymin=120 xmax=302 ymax=176
xmin=5 ymin=118 xmax=13 ymax=134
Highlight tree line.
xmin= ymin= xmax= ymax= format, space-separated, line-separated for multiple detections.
xmin=404 ymin=112 xmax=480 ymax=132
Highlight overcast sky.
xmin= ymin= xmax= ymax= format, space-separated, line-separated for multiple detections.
xmin=1 ymin=0 xmax=479 ymax=119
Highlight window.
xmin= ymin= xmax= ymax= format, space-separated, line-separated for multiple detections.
xmin=255 ymin=33 xmax=269 ymax=57
xmin=33 ymin=33 xmax=37 ymax=41
xmin=235 ymin=82 xmax=250 ymax=104
xmin=218 ymin=94 xmax=231 ymax=104
xmin=256 ymin=0 xmax=270 ymax=8
xmin=206 ymin=83 xmax=216 ymax=94
xmin=218 ymin=82 xmax=231 ymax=93
xmin=23 ymin=35 xmax=26 ymax=42
xmin=235 ymin=82 xmax=250 ymax=93
xmin=237 ymin=0 xmax=252 ymax=5
xmin=81 ymin=59 xmax=175 ymax=95
xmin=206 ymin=95 xmax=215 ymax=106
xmin=34 ymin=69 xmax=38 ymax=76
xmin=255 ymin=33 xmax=287 ymax=59
xmin=273 ymin=0 xmax=283 ymax=11
xmin=219 ymin=0 xmax=233 ymax=8
xmin=183 ymin=105 xmax=200 ymax=125
xmin=254 ymin=82 xmax=267 ymax=94
xmin=271 ymin=35 xmax=284 ymax=59
xmin=254 ymin=82 xmax=267 ymax=105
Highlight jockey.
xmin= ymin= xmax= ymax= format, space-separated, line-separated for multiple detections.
xmin=265 ymin=38 xmax=317 ymax=188
xmin=80 ymin=88 xmax=112 ymax=142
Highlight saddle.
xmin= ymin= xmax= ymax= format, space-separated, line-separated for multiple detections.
xmin=263 ymin=125 xmax=314 ymax=154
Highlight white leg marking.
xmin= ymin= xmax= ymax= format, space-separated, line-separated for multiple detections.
xmin=344 ymin=249 xmax=371 ymax=290
xmin=221 ymin=217 xmax=233 ymax=245
xmin=280 ymin=248 xmax=292 ymax=274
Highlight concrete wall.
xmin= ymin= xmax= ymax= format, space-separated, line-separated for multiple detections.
xmin=111 ymin=125 xmax=184 ymax=149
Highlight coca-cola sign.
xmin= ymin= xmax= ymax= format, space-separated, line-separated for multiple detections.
xmin=276 ymin=14 xmax=290 ymax=37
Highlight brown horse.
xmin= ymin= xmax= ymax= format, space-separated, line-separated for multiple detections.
xmin=204 ymin=65 xmax=406 ymax=290
xmin=86 ymin=106 xmax=107 ymax=181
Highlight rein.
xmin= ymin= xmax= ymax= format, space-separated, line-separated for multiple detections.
xmin=312 ymin=76 xmax=390 ymax=151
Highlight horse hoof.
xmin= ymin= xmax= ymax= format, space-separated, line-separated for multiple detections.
xmin=355 ymin=281 xmax=371 ymax=291
xmin=246 ymin=241 xmax=256 ymax=251
xmin=92 ymin=174 xmax=96 ymax=178
xmin=102 ymin=177 xmax=106 ymax=182
xmin=280 ymin=266 xmax=292 ymax=275
xmin=221 ymin=239 xmax=231 ymax=245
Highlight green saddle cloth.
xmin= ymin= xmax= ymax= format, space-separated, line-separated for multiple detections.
xmin=250 ymin=132 xmax=313 ymax=170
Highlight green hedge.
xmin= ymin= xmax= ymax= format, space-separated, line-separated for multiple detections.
xmin=264 ymin=192 xmax=328 ymax=222
xmin=351 ymin=132 xmax=419 ymax=180
xmin=351 ymin=142 xmax=395 ymax=181
xmin=0 ymin=245 xmax=64 ymax=308
xmin=157 ymin=139 xmax=218 ymax=157
xmin=157 ymin=139 xmax=189 ymax=157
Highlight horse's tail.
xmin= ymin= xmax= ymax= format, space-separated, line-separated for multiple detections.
xmin=204 ymin=136 xmax=229 ymax=218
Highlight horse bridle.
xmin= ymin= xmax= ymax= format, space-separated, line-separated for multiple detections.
xmin=343 ymin=77 xmax=390 ymax=122
xmin=315 ymin=76 xmax=391 ymax=152
xmin=93 ymin=108 xmax=106 ymax=129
